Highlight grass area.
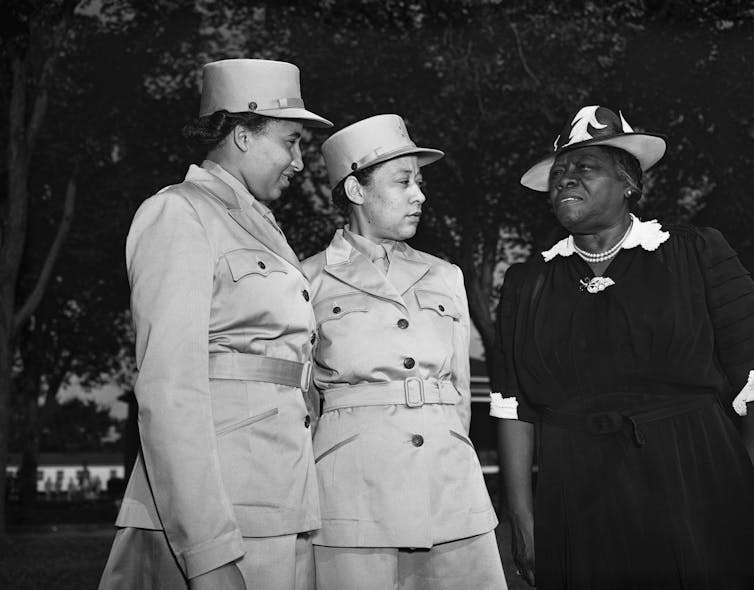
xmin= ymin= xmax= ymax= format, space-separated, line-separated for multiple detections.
xmin=1 ymin=526 xmax=114 ymax=590
xmin=0 ymin=523 xmax=531 ymax=589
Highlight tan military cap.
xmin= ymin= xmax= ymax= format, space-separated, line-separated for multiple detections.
xmin=199 ymin=59 xmax=332 ymax=128
xmin=322 ymin=114 xmax=444 ymax=187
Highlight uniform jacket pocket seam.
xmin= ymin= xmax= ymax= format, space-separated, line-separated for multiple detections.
xmin=216 ymin=408 xmax=279 ymax=437
xmin=449 ymin=429 xmax=474 ymax=449
xmin=315 ymin=433 xmax=360 ymax=463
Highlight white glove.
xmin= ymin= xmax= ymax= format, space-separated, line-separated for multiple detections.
xmin=732 ymin=370 xmax=754 ymax=417
xmin=490 ymin=392 xmax=519 ymax=419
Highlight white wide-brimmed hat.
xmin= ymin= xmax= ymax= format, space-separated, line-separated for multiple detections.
xmin=322 ymin=114 xmax=444 ymax=188
xmin=199 ymin=59 xmax=332 ymax=128
xmin=521 ymin=105 xmax=666 ymax=191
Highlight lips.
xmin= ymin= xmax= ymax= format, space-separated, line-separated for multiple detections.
xmin=556 ymin=193 xmax=582 ymax=206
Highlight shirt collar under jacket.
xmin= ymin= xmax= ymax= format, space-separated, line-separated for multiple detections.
xmin=201 ymin=159 xmax=281 ymax=233
xmin=342 ymin=225 xmax=396 ymax=264
xmin=201 ymin=159 xmax=274 ymax=213
xmin=541 ymin=213 xmax=670 ymax=262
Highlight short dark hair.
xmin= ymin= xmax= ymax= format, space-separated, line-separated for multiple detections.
xmin=182 ymin=110 xmax=271 ymax=150
xmin=601 ymin=145 xmax=643 ymax=204
xmin=330 ymin=162 xmax=385 ymax=217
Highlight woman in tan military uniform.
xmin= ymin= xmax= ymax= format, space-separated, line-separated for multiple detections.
xmin=303 ymin=115 xmax=507 ymax=589
xmin=98 ymin=59 xmax=330 ymax=590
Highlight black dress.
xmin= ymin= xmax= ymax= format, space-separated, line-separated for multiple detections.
xmin=496 ymin=224 xmax=754 ymax=589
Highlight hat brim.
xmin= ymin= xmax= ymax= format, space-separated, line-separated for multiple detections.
xmin=259 ymin=107 xmax=333 ymax=128
xmin=520 ymin=133 xmax=667 ymax=192
xmin=334 ymin=146 xmax=444 ymax=187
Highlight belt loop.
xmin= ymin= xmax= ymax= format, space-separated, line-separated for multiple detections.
xmin=300 ymin=361 xmax=312 ymax=393
xmin=404 ymin=377 xmax=424 ymax=407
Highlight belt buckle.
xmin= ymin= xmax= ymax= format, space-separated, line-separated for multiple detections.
xmin=300 ymin=361 xmax=312 ymax=393
xmin=586 ymin=411 xmax=623 ymax=435
xmin=404 ymin=377 xmax=424 ymax=408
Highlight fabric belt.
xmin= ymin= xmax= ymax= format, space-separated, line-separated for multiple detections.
xmin=322 ymin=378 xmax=459 ymax=413
xmin=208 ymin=352 xmax=312 ymax=392
xmin=541 ymin=394 xmax=714 ymax=446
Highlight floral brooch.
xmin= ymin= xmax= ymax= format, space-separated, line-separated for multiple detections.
xmin=579 ymin=276 xmax=615 ymax=294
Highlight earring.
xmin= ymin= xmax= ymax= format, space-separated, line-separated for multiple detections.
xmin=625 ymin=189 xmax=635 ymax=199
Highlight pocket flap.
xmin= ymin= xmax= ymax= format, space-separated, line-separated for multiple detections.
xmin=224 ymin=248 xmax=288 ymax=281
xmin=315 ymin=293 xmax=370 ymax=324
xmin=414 ymin=289 xmax=461 ymax=319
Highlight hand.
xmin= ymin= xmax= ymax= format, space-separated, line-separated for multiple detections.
xmin=189 ymin=562 xmax=246 ymax=590
xmin=733 ymin=370 xmax=754 ymax=416
xmin=509 ymin=511 xmax=536 ymax=587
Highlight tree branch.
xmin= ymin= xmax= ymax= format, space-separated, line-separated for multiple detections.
xmin=13 ymin=169 xmax=77 ymax=334
xmin=508 ymin=21 xmax=541 ymax=87
xmin=26 ymin=0 xmax=79 ymax=153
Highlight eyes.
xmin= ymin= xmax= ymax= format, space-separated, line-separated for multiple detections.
xmin=397 ymin=176 xmax=423 ymax=187
xmin=550 ymin=161 xmax=596 ymax=180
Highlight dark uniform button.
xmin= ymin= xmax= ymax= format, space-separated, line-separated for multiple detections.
xmin=302 ymin=289 xmax=310 ymax=302
xmin=310 ymin=333 xmax=316 ymax=345
xmin=304 ymin=415 xmax=311 ymax=428
xmin=411 ymin=434 xmax=424 ymax=447
xmin=397 ymin=318 xmax=409 ymax=329
xmin=257 ymin=261 xmax=266 ymax=270
xmin=403 ymin=357 xmax=415 ymax=369
xmin=333 ymin=306 xmax=341 ymax=314
xmin=438 ymin=304 xmax=445 ymax=312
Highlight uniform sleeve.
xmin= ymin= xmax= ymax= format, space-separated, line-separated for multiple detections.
xmin=696 ymin=227 xmax=754 ymax=397
xmin=126 ymin=193 xmax=244 ymax=579
xmin=492 ymin=263 xmax=539 ymax=423
xmin=450 ymin=265 xmax=472 ymax=434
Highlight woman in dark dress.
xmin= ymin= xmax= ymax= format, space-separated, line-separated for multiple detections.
xmin=492 ymin=105 xmax=754 ymax=590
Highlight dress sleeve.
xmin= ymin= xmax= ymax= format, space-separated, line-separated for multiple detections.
xmin=126 ymin=192 xmax=244 ymax=578
xmin=696 ymin=227 xmax=754 ymax=396
xmin=492 ymin=263 xmax=539 ymax=423
xmin=450 ymin=264 xmax=472 ymax=434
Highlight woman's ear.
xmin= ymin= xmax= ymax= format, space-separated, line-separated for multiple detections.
xmin=344 ymin=176 xmax=365 ymax=205
xmin=232 ymin=125 xmax=250 ymax=152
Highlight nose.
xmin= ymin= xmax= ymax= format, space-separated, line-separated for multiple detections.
xmin=412 ymin=185 xmax=426 ymax=205
xmin=290 ymin=143 xmax=304 ymax=173
xmin=557 ymin=169 xmax=578 ymax=190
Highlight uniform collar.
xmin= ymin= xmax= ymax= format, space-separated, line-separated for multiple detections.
xmin=541 ymin=214 xmax=670 ymax=262
xmin=324 ymin=229 xmax=430 ymax=307
xmin=184 ymin=160 xmax=300 ymax=270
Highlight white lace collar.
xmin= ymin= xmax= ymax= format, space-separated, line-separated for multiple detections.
xmin=541 ymin=214 xmax=670 ymax=262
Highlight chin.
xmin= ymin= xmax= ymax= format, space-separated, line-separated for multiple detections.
xmin=399 ymin=228 xmax=418 ymax=241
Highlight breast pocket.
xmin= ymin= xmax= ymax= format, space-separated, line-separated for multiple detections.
xmin=414 ymin=289 xmax=461 ymax=320
xmin=314 ymin=293 xmax=370 ymax=326
xmin=224 ymin=248 xmax=288 ymax=281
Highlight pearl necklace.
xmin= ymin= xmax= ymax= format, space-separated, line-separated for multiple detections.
xmin=573 ymin=219 xmax=634 ymax=263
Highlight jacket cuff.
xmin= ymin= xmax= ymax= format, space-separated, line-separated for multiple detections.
xmin=179 ymin=528 xmax=245 ymax=579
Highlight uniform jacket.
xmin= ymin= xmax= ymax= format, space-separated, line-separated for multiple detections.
xmin=115 ymin=161 xmax=320 ymax=579
xmin=302 ymin=229 xmax=497 ymax=548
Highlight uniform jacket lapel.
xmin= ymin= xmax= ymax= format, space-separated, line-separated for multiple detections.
xmin=323 ymin=231 xmax=431 ymax=308
xmin=386 ymin=242 xmax=431 ymax=295
xmin=324 ymin=230 xmax=406 ymax=308
xmin=184 ymin=163 xmax=303 ymax=272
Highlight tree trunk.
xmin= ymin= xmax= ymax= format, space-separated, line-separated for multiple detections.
xmin=0 ymin=1 xmax=78 ymax=532
xmin=0 ymin=333 xmax=12 ymax=533
xmin=17 ymin=328 xmax=43 ymax=510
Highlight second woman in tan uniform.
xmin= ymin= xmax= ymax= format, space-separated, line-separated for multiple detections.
xmin=303 ymin=114 xmax=507 ymax=589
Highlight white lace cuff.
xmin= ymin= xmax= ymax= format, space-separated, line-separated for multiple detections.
xmin=732 ymin=370 xmax=754 ymax=417
xmin=490 ymin=392 xmax=519 ymax=420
